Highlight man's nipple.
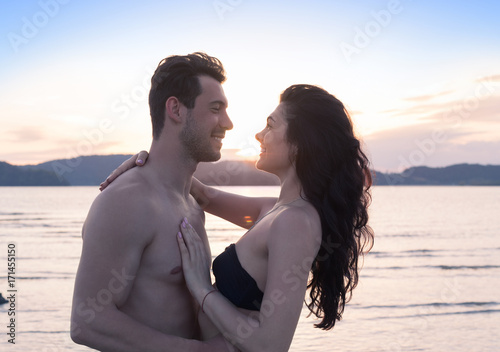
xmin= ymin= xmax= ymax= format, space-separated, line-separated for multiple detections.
xmin=170 ymin=266 xmax=182 ymax=275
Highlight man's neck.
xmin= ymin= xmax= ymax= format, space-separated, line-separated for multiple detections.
xmin=146 ymin=139 xmax=197 ymax=199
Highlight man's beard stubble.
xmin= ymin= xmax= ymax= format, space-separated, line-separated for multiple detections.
xmin=180 ymin=111 xmax=221 ymax=163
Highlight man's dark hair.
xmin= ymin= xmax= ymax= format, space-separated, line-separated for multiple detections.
xmin=149 ymin=52 xmax=226 ymax=139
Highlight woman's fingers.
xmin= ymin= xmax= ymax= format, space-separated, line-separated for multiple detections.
xmin=178 ymin=218 xmax=211 ymax=267
xmin=179 ymin=219 xmax=204 ymax=257
xmin=177 ymin=231 xmax=190 ymax=259
xmin=99 ymin=151 xmax=149 ymax=191
xmin=100 ymin=156 xmax=135 ymax=190
xmin=136 ymin=150 xmax=149 ymax=166
xmin=177 ymin=218 xmax=212 ymax=300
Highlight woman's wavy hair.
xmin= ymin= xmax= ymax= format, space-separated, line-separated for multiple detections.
xmin=280 ymin=84 xmax=374 ymax=330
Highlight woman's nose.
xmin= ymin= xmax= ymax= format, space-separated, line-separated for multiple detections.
xmin=255 ymin=129 xmax=264 ymax=143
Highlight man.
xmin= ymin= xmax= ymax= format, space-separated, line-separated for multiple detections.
xmin=71 ymin=53 xmax=234 ymax=351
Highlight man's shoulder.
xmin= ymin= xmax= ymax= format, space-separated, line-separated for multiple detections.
xmin=99 ymin=169 xmax=158 ymax=205
xmin=83 ymin=175 xmax=158 ymax=244
xmin=87 ymin=171 xmax=158 ymax=226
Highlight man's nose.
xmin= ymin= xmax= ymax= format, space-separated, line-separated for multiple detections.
xmin=221 ymin=111 xmax=233 ymax=130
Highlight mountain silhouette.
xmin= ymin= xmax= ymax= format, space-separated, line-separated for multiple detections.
xmin=1 ymin=155 xmax=499 ymax=186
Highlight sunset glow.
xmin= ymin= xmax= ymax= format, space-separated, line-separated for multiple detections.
xmin=1 ymin=0 xmax=499 ymax=171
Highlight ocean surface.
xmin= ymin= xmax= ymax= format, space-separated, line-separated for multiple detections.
xmin=0 ymin=186 xmax=499 ymax=351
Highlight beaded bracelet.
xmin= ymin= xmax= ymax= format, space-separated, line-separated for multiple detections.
xmin=201 ymin=289 xmax=217 ymax=313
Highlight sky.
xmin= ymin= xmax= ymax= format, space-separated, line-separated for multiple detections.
xmin=1 ymin=0 xmax=499 ymax=171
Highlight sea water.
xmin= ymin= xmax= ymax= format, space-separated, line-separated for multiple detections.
xmin=0 ymin=186 xmax=499 ymax=351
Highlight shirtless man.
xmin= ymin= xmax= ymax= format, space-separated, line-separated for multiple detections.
xmin=71 ymin=53 xmax=233 ymax=351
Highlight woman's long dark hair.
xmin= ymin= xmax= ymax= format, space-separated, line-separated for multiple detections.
xmin=281 ymin=84 xmax=374 ymax=330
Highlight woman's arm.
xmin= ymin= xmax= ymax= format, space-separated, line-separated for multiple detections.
xmin=100 ymin=152 xmax=276 ymax=229
xmin=177 ymin=212 xmax=321 ymax=352
xmin=190 ymin=177 xmax=276 ymax=229
xmin=198 ymin=306 xmax=220 ymax=340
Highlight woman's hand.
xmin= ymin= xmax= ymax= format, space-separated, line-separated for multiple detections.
xmin=177 ymin=218 xmax=213 ymax=303
xmin=99 ymin=150 xmax=149 ymax=191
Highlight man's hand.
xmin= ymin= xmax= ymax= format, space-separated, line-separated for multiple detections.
xmin=100 ymin=150 xmax=149 ymax=191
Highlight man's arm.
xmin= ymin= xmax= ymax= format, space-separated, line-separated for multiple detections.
xmin=70 ymin=186 xmax=232 ymax=352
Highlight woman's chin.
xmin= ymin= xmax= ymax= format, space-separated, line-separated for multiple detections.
xmin=255 ymin=158 xmax=265 ymax=171
xmin=255 ymin=159 xmax=275 ymax=176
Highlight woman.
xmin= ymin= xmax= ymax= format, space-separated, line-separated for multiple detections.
xmin=102 ymin=84 xmax=374 ymax=351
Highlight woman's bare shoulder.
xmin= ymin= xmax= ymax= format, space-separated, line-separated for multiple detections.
xmin=268 ymin=201 xmax=322 ymax=253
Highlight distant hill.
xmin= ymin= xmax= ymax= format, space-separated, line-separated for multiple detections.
xmin=21 ymin=154 xmax=135 ymax=186
xmin=1 ymin=156 xmax=499 ymax=186
xmin=0 ymin=161 xmax=69 ymax=186
xmin=11 ymin=155 xmax=280 ymax=186
xmin=374 ymin=164 xmax=500 ymax=186
xmin=195 ymin=160 xmax=279 ymax=186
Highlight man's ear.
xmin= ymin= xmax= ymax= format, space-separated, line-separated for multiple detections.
xmin=165 ymin=96 xmax=183 ymax=123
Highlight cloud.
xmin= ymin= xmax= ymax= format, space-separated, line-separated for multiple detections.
xmin=364 ymin=112 xmax=500 ymax=171
xmin=4 ymin=126 xmax=47 ymax=142
xmin=349 ymin=110 xmax=364 ymax=116
xmin=380 ymin=82 xmax=500 ymax=131
xmin=476 ymin=74 xmax=500 ymax=82
xmin=382 ymin=100 xmax=452 ymax=119
xmin=402 ymin=90 xmax=454 ymax=103
xmin=421 ymin=93 xmax=500 ymax=126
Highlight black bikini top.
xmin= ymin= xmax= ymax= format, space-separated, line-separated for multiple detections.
xmin=212 ymin=243 xmax=263 ymax=311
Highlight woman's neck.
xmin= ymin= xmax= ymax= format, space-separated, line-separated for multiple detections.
xmin=276 ymin=168 xmax=303 ymax=205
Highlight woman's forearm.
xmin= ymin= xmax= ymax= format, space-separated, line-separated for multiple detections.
xmin=198 ymin=291 xmax=266 ymax=352
xmin=190 ymin=177 xmax=212 ymax=210
xmin=189 ymin=177 xmax=277 ymax=229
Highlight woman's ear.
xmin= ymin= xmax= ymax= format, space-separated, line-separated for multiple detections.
xmin=289 ymin=144 xmax=299 ymax=164
xmin=165 ymin=96 xmax=182 ymax=123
